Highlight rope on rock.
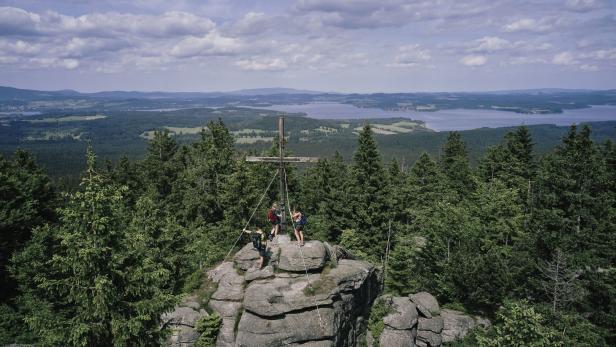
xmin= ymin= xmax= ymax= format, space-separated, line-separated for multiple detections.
xmin=283 ymin=167 xmax=325 ymax=330
xmin=224 ymin=170 xmax=278 ymax=261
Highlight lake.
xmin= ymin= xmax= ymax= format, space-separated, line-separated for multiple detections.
xmin=250 ymin=102 xmax=616 ymax=131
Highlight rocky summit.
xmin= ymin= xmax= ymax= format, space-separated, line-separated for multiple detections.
xmin=164 ymin=235 xmax=382 ymax=347
xmin=162 ymin=235 xmax=483 ymax=347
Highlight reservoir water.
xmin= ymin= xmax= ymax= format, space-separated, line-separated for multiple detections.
xmin=250 ymin=103 xmax=616 ymax=131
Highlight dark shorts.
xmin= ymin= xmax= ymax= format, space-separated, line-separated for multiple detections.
xmin=269 ymin=219 xmax=280 ymax=226
xmin=295 ymin=224 xmax=304 ymax=232
xmin=258 ymin=246 xmax=267 ymax=257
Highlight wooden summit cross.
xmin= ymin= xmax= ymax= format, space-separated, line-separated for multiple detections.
xmin=246 ymin=116 xmax=318 ymax=232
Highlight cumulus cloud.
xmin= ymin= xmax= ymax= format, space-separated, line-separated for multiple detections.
xmin=0 ymin=39 xmax=41 ymax=56
xmin=231 ymin=12 xmax=272 ymax=35
xmin=170 ymin=32 xmax=243 ymax=58
xmin=547 ymin=48 xmax=614 ymax=72
xmin=461 ymin=55 xmax=487 ymax=66
xmin=0 ymin=7 xmax=216 ymax=38
xmin=464 ymin=36 xmax=553 ymax=55
xmin=584 ymin=48 xmax=616 ymax=60
xmin=579 ymin=64 xmax=599 ymax=71
xmin=236 ymin=57 xmax=288 ymax=71
xmin=0 ymin=7 xmax=42 ymax=36
xmin=388 ymin=44 xmax=431 ymax=67
xmin=565 ymin=0 xmax=605 ymax=12
xmin=0 ymin=6 xmax=249 ymax=71
xmin=552 ymin=51 xmax=577 ymax=65
xmin=1 ymin=1 xmax=614 ymax=88
xmin=61 ymin=37 xmax=130 ymax=58
xmin=502 ymin=17 xmax=560 ymax=33
xmin=501 ymin=56 xmax=548 ymax=66
xmin=468 ymin=36 xmax=512 ymax=52
xmin=29 ymin=57 xmax=80 ymax=69
xmin=293 ymin=0 xmax=491 ymax=29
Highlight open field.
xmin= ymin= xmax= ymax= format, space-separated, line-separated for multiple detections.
xmin=26 ymin=115 xmax=107 ymax=123
xmin=354 ymin=120 xmax=423 ymax=135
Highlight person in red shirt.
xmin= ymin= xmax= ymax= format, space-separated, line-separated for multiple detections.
xmin=267 ymin=203 xmax=281 ymax=241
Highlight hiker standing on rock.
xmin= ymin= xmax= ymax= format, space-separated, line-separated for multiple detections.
xmin=267 ymin=203 xmax=281 ymax=242
xmin=292 ymin=209 xmax=307 ymax=247
xmin=243 ymin=228 xmax=268 ymax=268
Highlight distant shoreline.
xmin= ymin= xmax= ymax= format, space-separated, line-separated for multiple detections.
xmin=247 ymin=103 xmax=616 ymax=132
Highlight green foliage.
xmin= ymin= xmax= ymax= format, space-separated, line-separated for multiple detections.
xmin=0 ymin=150 xmax=55 ymax=301
xmin=440 ymin=131 xmax=476 ymax=198
xmin=0 ymin=303 xmax=36 ymax=345
xmin=476 ymin=300 xmax=561 ymax=347
xmin=194 ymin=313 xmax=222 ymax=347
xmin=367 ymin=297 xmax=393 ymax=347
xmin=3 ymin=117 xmax=616 ymax=345
xmin=194 ymin=275 xmax=219 ymax=310
xmin=180 ymin=120 xmax=235 ymax=226
xmin=339 ymin=229 xmax=369 ymax=260
xmin=385 ymin=236 xmax=419 ymax=295
xmin=349 ymin=124 xmax=390 ymax=262
xmin=11 ymin=147 xmax=179 ymax=346
xmin=299 ymin=152 xmax=352 ymax=242
xmin=539 ymin=306 xmax=606 ymax=347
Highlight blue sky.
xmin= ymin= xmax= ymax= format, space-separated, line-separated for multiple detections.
xmin=0 ymin=0 xmax=615 ymax=92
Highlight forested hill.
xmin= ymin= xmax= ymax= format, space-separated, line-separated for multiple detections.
xmin=1 ymin=121 xmax=615 ymax=345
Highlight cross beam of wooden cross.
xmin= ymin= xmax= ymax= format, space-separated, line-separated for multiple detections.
xmin=245 ymin=116 xmax=318 ymax=232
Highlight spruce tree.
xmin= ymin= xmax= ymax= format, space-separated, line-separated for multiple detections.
xmin=349 ymin=124 xmax=390 ymax=262
xmin=0 ymin=150 xmax=55 ymax=302
xmin=534 ymin=125 xmax=611 ymax=262
xmin=142 ymin=130 xmax=180 ymax=206
xmin=385 ymin=236 xmax=419 ymax=295
xmin=12 ymin=147 xmax=178 ymax=346
xmin=300 ymin=152 xmax=351 ymax=242
xmin=506 ymin=126 xmax=535 ymax=179
xmin=181 ymin=120 xmax=235 ymax=226
xmin=439 ymin=131 xmax=476 ymax=198
xmin=111 ymin=155 xmax=142 ymax=206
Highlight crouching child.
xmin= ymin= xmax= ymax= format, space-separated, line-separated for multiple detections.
xmin=243 ymin=228 xmax=268 ymax=268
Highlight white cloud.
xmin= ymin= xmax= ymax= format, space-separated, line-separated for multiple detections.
xmin=469 ymin=36 xmax=511 ymax=52
xmin=552 ymin=51 xmax=577 ymax=65
xmin=502 ymin=18 xmax=556 ymax=33
xmin=61 ymin=59 xmax=80 ymax=69
xmin=565 ymin=0 xmax=605 ymax=12
xmin=461 ymin=55 xmax=487 ymax=66
xmin=0 ymin=7 xmax=216 ymax=38
xmin=579 ymin=64 xmax=599 ymax=71
xmin=170 ymin=32 xmax=243 ymax=58
xmin=293 ymin=0 xmax=491 ymax=29
xmin=232 ymin=12 xmax=272 ymax=35
xmin=502 ymin=56 xmax=547 ymax=66
xmin=27 ymin=57 xmax=80 ymax=69
xmin=236 ymin=57 xmax=288 ymax=71
xmin=61 ymin=37 xmax=130 ymax=58
xmin=586 ymin=48 xmax=616 ymax=60
xmin=388 ymin=44 xmax=431 ymax=67
xmin=0 ymin=7 xmax=41 ymax=36
xmin=0 ymin=39 xmax=41 ymax=56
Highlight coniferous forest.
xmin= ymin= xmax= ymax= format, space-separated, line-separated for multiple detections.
xmin=1 ymin=120 xmax=615 ymax=346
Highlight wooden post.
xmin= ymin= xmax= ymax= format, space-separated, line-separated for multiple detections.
xmin=245 ymin=115 xmax=319 ymax=234
xmin=278 ymin=116 xmax=286 ymax=232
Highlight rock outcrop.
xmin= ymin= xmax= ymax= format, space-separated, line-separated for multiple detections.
xmin=379 ymin=296 xmax=418 ymax=347
xmin=234 ymin=235 xmax=381 ymax=347
xmin=441 ymin=309 xmax=491 ymax=343
xmin=377 ymin=292 xmax=444 ymax=347
xmin=162 ymin=295 xmax=209 ymax=347
xmin=164 ymin=234 xmax=381 ymax=347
